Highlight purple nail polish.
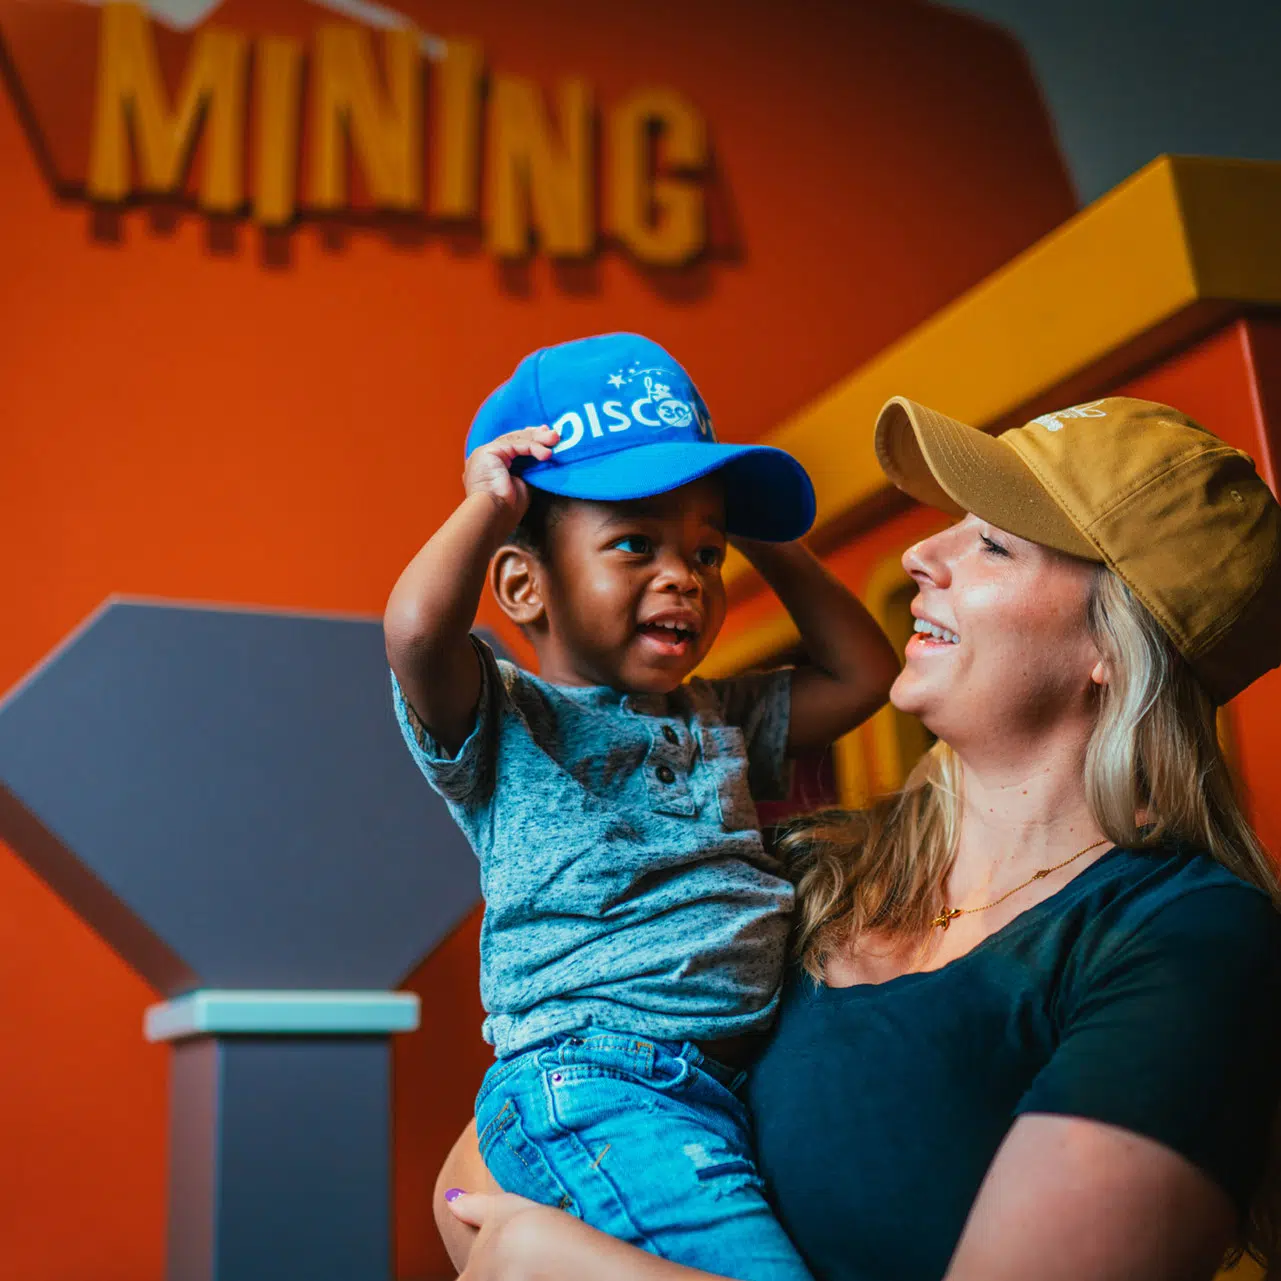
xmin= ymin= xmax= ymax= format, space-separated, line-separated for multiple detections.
xmin=444 ymin=1188 xmax=465 ymax=1202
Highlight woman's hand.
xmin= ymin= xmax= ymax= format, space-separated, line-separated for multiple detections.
xmin=446 ymin=1190 xmax=581 ymax=1280
xmin=441 ymin=1181 xmax=728 ymax=1281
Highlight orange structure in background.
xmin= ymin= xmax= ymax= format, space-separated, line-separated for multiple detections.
xmin=6 ymin=5 xmax=1278 ymax=1281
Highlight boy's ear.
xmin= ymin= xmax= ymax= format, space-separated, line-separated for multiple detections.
xmin=490 ymin=545 xmax=546 ymax=628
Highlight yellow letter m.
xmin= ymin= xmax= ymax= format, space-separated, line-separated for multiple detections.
xmin=87 ymin=3 xmax=247 ymax=211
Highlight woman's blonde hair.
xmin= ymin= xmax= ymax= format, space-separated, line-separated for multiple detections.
xmin=779 ymin=564 xmax=1281 ymax=1269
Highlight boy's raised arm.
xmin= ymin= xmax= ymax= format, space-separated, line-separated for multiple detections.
xmin=731 ymin=538 xmax=901 ymax=755
xmin=383 ymin=426 xmax=558 ymax=755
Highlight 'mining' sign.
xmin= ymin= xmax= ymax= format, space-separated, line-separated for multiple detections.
xmin=0 ymin=1 xmax=710 ymax=264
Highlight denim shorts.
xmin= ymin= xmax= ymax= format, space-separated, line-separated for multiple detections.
xmin=475 ymin=1031 xmax=811 ymax=1281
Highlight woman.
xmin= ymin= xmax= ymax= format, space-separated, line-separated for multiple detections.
xmin=437 ymin=394 xmax=1281 ymax=1281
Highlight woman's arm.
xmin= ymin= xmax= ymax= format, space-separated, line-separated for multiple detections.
xmin=433 ymin=1120 xmax=498 ymax=1271
xmin=945 ymin=1113 xmax=1237 ymax=1281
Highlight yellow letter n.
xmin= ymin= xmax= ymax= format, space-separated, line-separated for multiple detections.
xmin=87 ymin=2 xmax=247 ymax=211
xmin=487 ymin=76 xmax=593 ymax=259
xmin=308 ymin=24 xmax=422 ymax=212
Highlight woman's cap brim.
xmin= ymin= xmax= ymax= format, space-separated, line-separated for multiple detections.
xmin=873 ymin=396 xmax=1100 ymax=560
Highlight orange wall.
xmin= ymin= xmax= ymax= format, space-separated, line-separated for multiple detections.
xmin=0 ymin=2 xmax=1078 ymax=1277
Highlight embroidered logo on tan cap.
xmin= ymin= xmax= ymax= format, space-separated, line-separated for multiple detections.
xmin=1030 ymin=401 xmax=1109 ymax=432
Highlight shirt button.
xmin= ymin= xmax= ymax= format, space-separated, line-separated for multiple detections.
xmin=662 ymin=725 xmax=679 ymax=745
xmin=656 ymin=764 xmax=676 ymax=785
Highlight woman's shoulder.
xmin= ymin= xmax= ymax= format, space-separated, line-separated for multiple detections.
xmin=1087 ymin=842 xmax=1276 ymax=923
xmin=1063 ymin=843 xmax=1281 ymax=989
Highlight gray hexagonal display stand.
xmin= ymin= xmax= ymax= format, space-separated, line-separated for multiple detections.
xmin=0 ymin=599 xmax=485 ymax=1281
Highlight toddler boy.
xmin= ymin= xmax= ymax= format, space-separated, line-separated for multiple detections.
xmin=384 ymin=333 xmax=898 ymax=1279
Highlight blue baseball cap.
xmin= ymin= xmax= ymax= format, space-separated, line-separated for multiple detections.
xmin=465 ymin=333 xmax=816 ymax=541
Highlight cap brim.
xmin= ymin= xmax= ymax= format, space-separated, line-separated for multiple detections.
xmin=874 ymin=397 xmax=1099 ymax=560
xmin=520 ymin=442 xmax=816 ymax=542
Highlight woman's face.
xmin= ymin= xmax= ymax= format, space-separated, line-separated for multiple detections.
xmin=891 ymin=514 xmax=1104 ymax=749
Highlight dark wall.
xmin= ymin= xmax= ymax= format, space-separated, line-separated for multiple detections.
xmin=946 ymin=0 xmax=1281 ymax=201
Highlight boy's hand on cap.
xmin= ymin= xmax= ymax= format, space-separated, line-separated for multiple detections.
xmin=463 ymin=426 xmax=560 ymax=522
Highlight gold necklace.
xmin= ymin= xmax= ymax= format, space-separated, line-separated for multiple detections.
xmin=930 ymin=838 xmax=1110 ymax=930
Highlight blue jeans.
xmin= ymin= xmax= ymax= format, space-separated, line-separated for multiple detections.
xmin=475 ymin=1031 xmax=812 ymax=1281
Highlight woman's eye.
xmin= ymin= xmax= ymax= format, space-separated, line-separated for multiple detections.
xmin=696 ymin=546 xmax=724 ymax=568
xmin=613 ymin=535 xmax=652 ymax=555
xmin=979 ymin=533 xmax=1010 ymax=557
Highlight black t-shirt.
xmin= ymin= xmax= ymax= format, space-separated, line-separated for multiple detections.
xmin=747 ymin=846 xmax=1281 ymax=1281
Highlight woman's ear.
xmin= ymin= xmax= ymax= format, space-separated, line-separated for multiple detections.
xmin=1090 ymin=658 xmax=1108 ymax=688
xmin=491 ymin=546 xmax=545 ymax=629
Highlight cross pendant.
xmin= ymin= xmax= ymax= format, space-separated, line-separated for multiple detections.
xmin=931 ymin=907 xmax=963 ymax=930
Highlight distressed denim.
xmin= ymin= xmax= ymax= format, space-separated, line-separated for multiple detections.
xmin=475 ymin=1031 xmax=813 ymax=1281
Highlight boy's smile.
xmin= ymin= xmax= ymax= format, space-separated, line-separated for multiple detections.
xmin=518 ymin=477 xmax=728 ymax=693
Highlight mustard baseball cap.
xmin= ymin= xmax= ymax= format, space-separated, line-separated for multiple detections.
xmin=874 ymin=395 xmax=1281 ymax=703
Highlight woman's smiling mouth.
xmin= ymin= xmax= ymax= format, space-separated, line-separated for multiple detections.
xmin=912 ymin=618 xmax=960 ymax=645
xmin=907 ymin=616 xmax=961 ymax=654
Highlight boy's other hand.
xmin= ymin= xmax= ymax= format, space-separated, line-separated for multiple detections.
xmin=464 ymin=427 xmax=560 ymax=520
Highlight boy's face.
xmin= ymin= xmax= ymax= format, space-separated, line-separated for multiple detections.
xmin=527 ymin=477 xmax=729 ymax=693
